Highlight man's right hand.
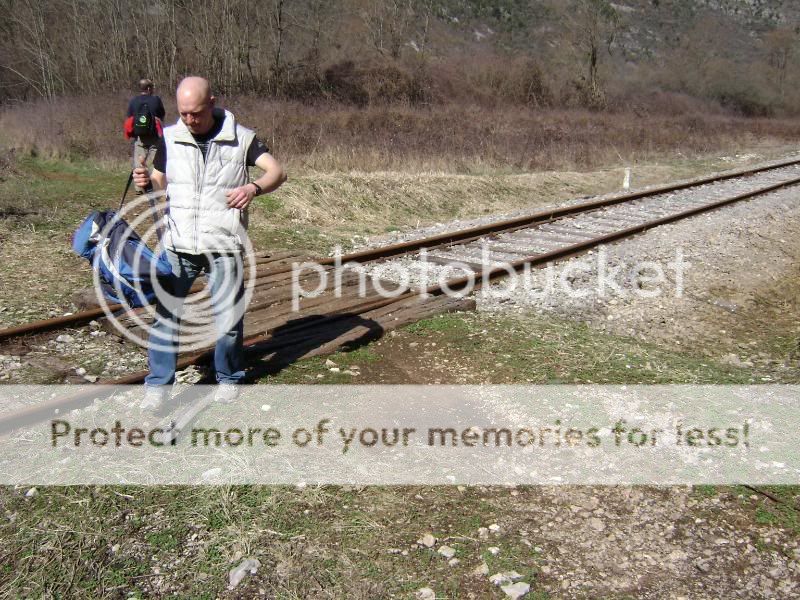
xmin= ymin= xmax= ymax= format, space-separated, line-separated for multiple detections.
xmin=133 ymin=156 xmax=151 ymax=190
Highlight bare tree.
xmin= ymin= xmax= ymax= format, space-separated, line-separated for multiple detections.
xmin=562 ymin=0 xmax=620 ymax=108
xmin=765 ymin=27 xmax=796 ymax=101
xmin=358 ymin=0 xmax=415 ymax=60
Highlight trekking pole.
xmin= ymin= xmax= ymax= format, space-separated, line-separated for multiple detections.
xmin=127 ymin=155 xmax=166 ymax=247
xmin=118 ymin=171 xmax=135 ymax=213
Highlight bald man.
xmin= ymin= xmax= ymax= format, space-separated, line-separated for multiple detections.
xmin=134 ymin=76 xmax=286 ymax=408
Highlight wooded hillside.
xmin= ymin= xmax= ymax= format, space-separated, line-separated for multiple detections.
xmin=1 ymin=0 xmax=797 ymax=115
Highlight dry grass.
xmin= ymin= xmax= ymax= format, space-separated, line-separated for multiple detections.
xmin=4 ymin=95 xmax=800 ymax=174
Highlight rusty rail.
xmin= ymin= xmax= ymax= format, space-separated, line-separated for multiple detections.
xmin=2 ymin=156 xmax=799 ymax=343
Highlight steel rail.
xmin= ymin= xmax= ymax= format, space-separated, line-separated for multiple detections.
xmin=2 ymin=157 xmax=799 ymax=343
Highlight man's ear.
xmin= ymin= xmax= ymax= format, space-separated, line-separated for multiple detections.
xmin=209 ymin=96 xmax=216 ymax=108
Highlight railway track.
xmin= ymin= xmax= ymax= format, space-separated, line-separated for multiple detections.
xmin=1 ymin=156 xmax=799 ymax=432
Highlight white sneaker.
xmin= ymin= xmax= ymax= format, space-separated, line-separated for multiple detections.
xmin=214 ymin=383 xmax=240 ymax=404
xmin=140 ymin=386 xmax=169 ymax=411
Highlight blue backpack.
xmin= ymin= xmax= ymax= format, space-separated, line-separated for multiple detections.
xmin=72 ymin=210 xmax=173 ymax=307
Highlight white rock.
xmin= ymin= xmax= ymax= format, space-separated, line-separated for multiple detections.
xmin=24 ymin=487 xmax=38 ymax=498
xmin=418 ymin=533 xmax=436 ymax=548
xmin=501 ymin=581 xmax=530 ymax=599
xmin=56 ymin=335 xmax=74 ymax=344
xmin=472 ymin=562 xmax=489 ymax=576
xmin=415 ymin=587 xmax=435 ymax=600
xmin=329 ymin=367 xmax=340 ymax=373
xmin=588 ymin=517 xmax=605 ymax=532
xmin=75 ymin=367 xmax=87 ymax=376
xmin=448 ymin=558 xmax=460 ymax=566
xmin=228 ymin=558 xmax=261 ymax=589
xmin=478 ymin=527 xmax=490 ymax=539
xmin=84 ymin=375 xmax=98 ymax=383
xmin=201 ymin=468 xmax=222 ymax=481
xmin=490 ymin=573 xmax=512 ymax=586
xmin=489 ymin=523 xmax=501 ymax=532
xmin=260 ymin=404 xmax=271 ymax=412
xmin=324 ymin=359 xmax=337 ymax=367
xmin=437 ymin=545 xmax=456 ymax=559
xmin=488 ymin=546 xmax=500 ymax=555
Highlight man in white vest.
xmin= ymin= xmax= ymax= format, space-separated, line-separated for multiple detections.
xmin=133 ymin=76 xmax=286 ymax=408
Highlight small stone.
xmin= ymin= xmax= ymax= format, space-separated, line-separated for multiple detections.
xmin=56 ymin=335 xmax=74 ymax=344
xmin=329 ymin=367 xmax=340 ymax=373
xmin=457 ymin=485 xmax=466 ymax=493
xmin=488 ymin=523 xmax=500 ymax=532
xmin=201 ymin=468 xmax=222 ymax=481
xmin=472 ymin=562 xmax=489 ymax=577
xmin=24 ymin=487 xmax=38 ymax=498
xmin=75 ymin=367 xmax=87 ymax=376
xmin=501 ymin=581 xmax=530 ymax=599
xmin=588 ymin=518 xmax=605 ymax=532
xmin=694 ymin=560 xmax=711 ymax=573
xmin=261 ymin=404 xmax=271 ymax=412
xmin=111 ymin=544 xmax=120 ymax=553
xmin=324 ymin=359 xmax=337 ymax=367
xmin=448 ymin=558 xmax=460 ymax=567
xmin=478 ymin=527 xmax=489 ymax=539
xmin=488 ymin=547 xmax=500 ymax=556
xmin=581 ymin=497 xmax=600 ymax=511
xmin=415 ymin=587 xmax=435 ymax=600
xmin=418 ymin=533 xmax=436 ymax=548
xmin=228 ymin=558 xmax=260 ymax=590
xmin=437 ymin=545 xmax=456 ymax=559
xmin=490 ymin=573 xmax=512 ymax=586
xmin=84 ymin=374 xmax=98 ymax=383
xmin=342 ymin=370 xmax=358 ymax=376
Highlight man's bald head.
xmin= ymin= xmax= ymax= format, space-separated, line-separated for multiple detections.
xmin=176 ymin=77 xmax=216 ymax=135
xmin=177 ymin=76 xmax=212 ymax=104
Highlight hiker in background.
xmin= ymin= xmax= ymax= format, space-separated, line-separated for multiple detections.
xmin=124 ymin=79 xmax=166 ymax=192
xmin=133 ymin=76 xmax=286 ymax=408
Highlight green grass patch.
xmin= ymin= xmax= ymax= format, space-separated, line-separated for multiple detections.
xmin=406 ymin=313 xmax=470 ymax=336
xmin=0 ymin=156 xmax=127 ymax=230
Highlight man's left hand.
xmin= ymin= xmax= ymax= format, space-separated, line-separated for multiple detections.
xmin=226 ymin=184 xmax=257 ymax=209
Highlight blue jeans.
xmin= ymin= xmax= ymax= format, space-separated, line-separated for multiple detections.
xmin=145 ymin=249 xmax=245 ymax=386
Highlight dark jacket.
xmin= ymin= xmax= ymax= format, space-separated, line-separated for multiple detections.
xmin=127 ymin=94 xmax=166 ymax=120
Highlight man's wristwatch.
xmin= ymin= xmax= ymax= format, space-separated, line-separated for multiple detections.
xmin=250 ymin=182 xmax=262 ymax=196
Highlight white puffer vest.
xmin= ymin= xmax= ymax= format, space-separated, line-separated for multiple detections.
xmin=163 ymin=109 xmax=255 ymax=254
